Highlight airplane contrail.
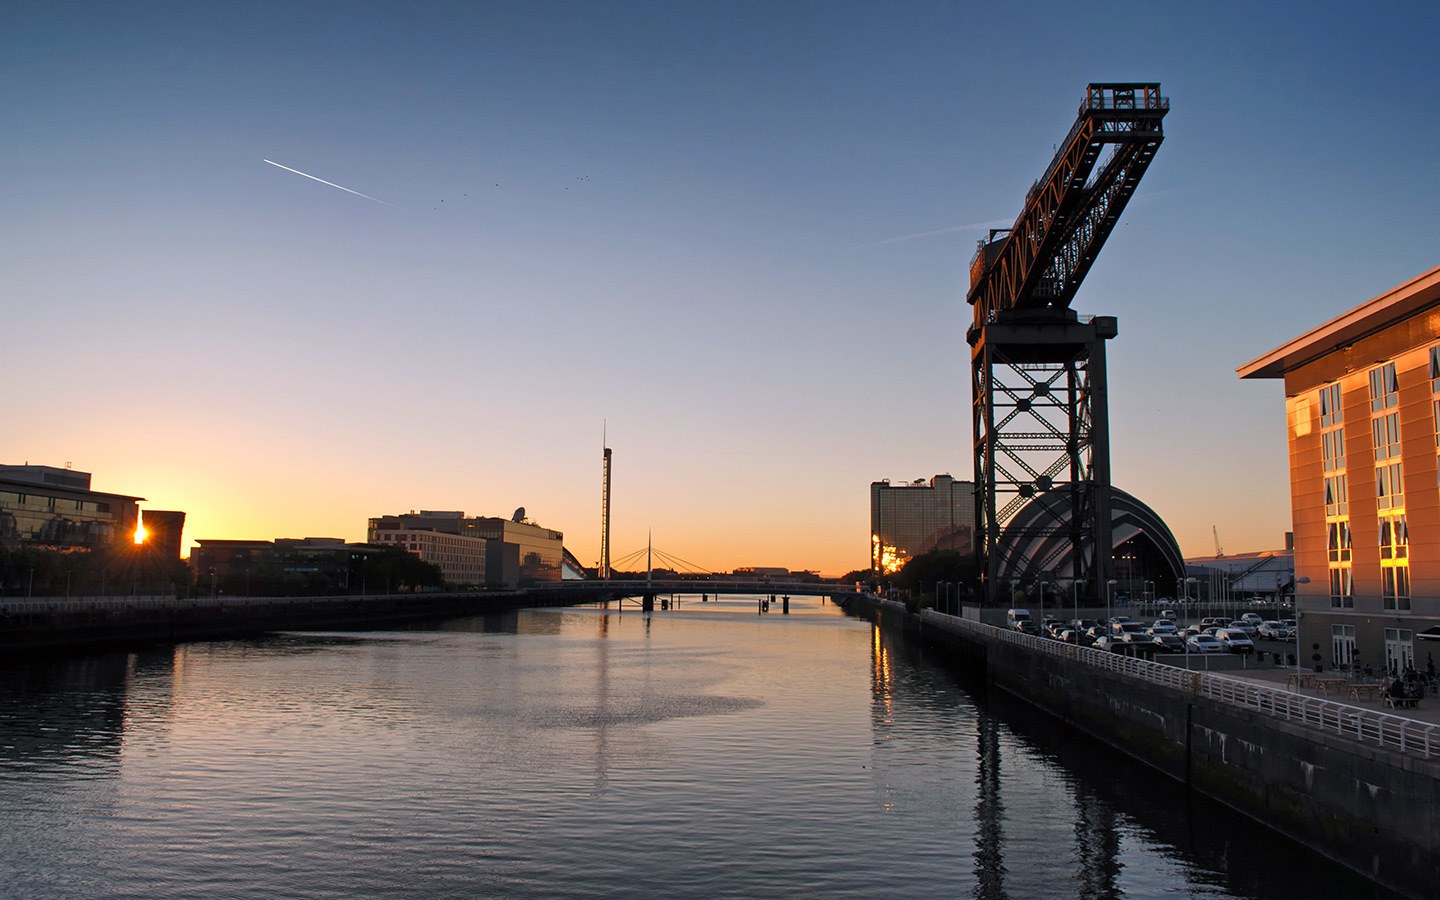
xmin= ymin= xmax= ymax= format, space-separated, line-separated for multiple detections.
xmin=262 ymin=159 xmax=397 ymax=207
xmin=851 ymin=218 xmax=1013 ymax=250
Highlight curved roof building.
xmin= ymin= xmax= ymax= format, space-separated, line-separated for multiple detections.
xmin=994 ymin=486 xmax=1184 ymax=590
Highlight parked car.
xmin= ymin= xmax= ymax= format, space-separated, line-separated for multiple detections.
xmin=1187 ymin=634 xmax=1225 ymax=654
xmin=1200 ymin=617 xmax=1226 ymax=629
xmin=1258 ymin=620 xmax=1294 ymax=640
xmin=1181 ymin=625 xmax=1204 ymax=639
xmin=1113 ymin=622 xmax=1148 ymax=638
xmin=1109 ymin=616 xmax=1134 ymax=626
xmin=1057 ymin=629 xmax=1082 ymax=645
xmin=1226 ymin=620 xmax=1259 ymax=638
xmin=1150 ymin=634 xmax=1187 ymax=654
xmin=1216 ymin=628 xmax=1255 ymax=654
xmin=1240 ymin=612 xmax=1264 ymax=626
xmin=1120 ymin=629 xmax=1152 ymax=645
xmin=1092 ymin=635 xmax=1123 ymax=653
xmin=1150 ymin=619 xmax=1178 ymax=635
xmin=1160 ymin=609 xmax=1177 ymax=620
xmin=1085 ymin=625 xmax=1110 ymax=644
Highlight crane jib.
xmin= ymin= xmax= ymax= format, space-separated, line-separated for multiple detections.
xmin=967 ymin=84 xmax=1168 ymax=324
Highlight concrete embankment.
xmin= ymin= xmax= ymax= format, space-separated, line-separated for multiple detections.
xmin=0 ymin=590 xmax=592 ymax=655
xmin=839 ymin=593 xmax=1438 ymax=900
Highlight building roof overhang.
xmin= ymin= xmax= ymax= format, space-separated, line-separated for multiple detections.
xmin=1236 ymin=264 xmax=1440 ymax=380
xmin=0 ymin=477 xmax=144 ymax=503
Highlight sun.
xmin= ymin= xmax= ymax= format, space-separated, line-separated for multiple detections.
xmin=134 ymin=522 xmax=148 ymax=545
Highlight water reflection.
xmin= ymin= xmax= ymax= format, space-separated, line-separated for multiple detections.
xmin=0 ymin=601 xmax=1404 ymax=899
xmin=867 ymin=621 xmax=1400 ymax=900
xmin=973 ymin=710 xmax=1008 ymax=898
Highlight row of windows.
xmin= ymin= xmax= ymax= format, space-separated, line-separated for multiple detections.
xmin=1328 ymin=563 xmax=1410 ymax=610
xmin=1323 ymin=467 xmax=1408 ymax=515
xmin=0 ymin=491 xmax=112 ymax=514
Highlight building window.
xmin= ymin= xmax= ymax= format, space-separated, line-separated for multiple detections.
xmin=1323 ymin=474 xmax=1348 ymax=516
xmin=1384 ymin=628 xmax=1415 ymax=676
xmin=1369 ymin=362 xmax=1399 ymax=412
xmin=1322 ymin=428 xmax=1346 ymax=472
xmin=1431 ymin=345 xmax=1440 ymax=394
xmin=1376 ymin=461 xmax=1404 ymax=511
xmin=1329 ymin=566 xmax=1353 ymax=608
xmin=1379 ymin=514 xmax=1408 ymax=560
xmin=1319 ymin=382 xmax=1344 ymax=427
xmin=1381 ymin=562 xmax=1411 ymax=612
xmin=1327 ymin=520 xmax=1352 ymax=563
xmin=1372 ymin=412 xmax=1401 ymax=460
xmin=1332 ymin=625 xmax=1357 ymax=667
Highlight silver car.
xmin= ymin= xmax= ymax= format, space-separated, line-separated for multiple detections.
xmin=1186 ymin=634 xmax=1225 ymax=654
xmin=1216 ymin=628 xmax=1255 ymax=654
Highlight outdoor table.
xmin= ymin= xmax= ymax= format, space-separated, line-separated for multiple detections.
xmin=1286 ymin=673 xmax=1317 ymax=690
xmin=1314 ymin=677 xmax=1349 ymax=695
xmin=1347 ymin=684 xmax=1382 ymax=701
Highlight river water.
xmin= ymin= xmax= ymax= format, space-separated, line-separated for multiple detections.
xmin=0 ymin=596 xmax=1393 ymax=898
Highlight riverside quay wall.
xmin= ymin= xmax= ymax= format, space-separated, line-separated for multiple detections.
xmin=0 ymin=590 xmax=594 ymax=654
xmin=842 ymin=594 xmax=1440 ymax=900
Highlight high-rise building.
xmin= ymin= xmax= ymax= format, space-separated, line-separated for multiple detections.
xmin=1239 ymin=264 xmax=1440 ymax=673
xmin=870 ymin=475 xmax=975 ymax=575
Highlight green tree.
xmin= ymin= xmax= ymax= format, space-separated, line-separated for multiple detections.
xmin=889 ymin=549 xmax=980 ymax=605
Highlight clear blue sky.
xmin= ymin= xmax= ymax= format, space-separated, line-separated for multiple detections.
xmin=5 ymin=1 xmax=1437 ymax=573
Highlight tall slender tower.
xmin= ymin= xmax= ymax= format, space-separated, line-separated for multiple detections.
xmin=600 ymin=433 xmax=613 ymax=580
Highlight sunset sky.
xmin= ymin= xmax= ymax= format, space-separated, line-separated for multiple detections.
xmin=5 ymin=2 xmax=1438 ymax=575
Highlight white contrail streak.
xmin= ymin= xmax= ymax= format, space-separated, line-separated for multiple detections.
xmin=262 ymin=159 xmax=397 ymax=207
xmin=851 ymin=218 xmax=1013 ymax=250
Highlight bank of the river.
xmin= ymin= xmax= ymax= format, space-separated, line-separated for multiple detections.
xmin=839 ymin=593 xmax=1439 ymax=900
xmin=0 ymin=589 xmax=593 ymax=654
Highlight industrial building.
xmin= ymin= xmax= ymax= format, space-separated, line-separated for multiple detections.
xmin=1239 ymin=264 xmax=1440 ymax=673
xmin=870 ymin=475 xmax=974 ymax=575
xmin=1182 ymin=540 xmax=1295 ymax=604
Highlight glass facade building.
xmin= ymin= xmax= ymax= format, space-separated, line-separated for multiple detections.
xmin=0 ymin=465 xmax=141 ymax=551
xmin=870 ymin=475 xmax=975 ymax=575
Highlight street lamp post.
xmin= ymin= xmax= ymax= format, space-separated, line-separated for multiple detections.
xmin=1294 ymin=576 xmax=1311 ymax=676
xmin=1106 ymin=579 xmax=1117 ymax=625
xmin=1072 ymin=580 xmax=1081 ymax=632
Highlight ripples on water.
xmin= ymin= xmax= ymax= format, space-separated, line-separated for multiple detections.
xmin=0 ymin=597 xmax=1397 ymax=898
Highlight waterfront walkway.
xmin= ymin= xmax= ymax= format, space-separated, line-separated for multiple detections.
xmin=1227 ymin=666 xmax=1440 ymax=728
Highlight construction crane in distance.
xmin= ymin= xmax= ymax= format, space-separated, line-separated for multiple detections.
xmin=967 ymin=83 xmax=1168 ymax=604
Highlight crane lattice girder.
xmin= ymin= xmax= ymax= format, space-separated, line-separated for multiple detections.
xmin=967 ymin=84 xmax=1167 ymax=323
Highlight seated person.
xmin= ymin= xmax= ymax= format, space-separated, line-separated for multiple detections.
xmin=1386 ymin=678 xmax=1406 ymax=701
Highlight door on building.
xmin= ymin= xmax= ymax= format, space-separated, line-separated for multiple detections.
xmin=1332 ymin=624 xmax=1357 ymax=669
xmin=1384 ymin=628 xmax=1415 ymax=675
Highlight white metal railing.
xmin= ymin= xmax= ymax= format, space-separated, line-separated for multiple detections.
xmin=919 ymin=609 xmax=1437 ymax=759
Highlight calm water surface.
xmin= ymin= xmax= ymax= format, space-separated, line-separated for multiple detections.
xmin=0 ymin=597 xmax=1393 ymax=898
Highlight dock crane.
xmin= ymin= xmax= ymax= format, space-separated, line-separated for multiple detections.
xmin=967 ymin=84 xmax=1167 ymax=603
